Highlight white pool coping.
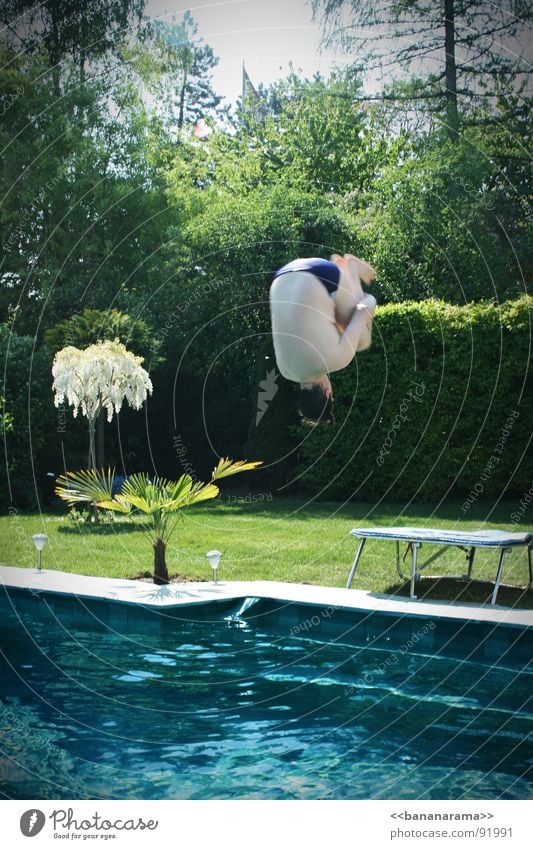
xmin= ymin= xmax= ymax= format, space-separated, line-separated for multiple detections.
xmin=1 ymin=565 xmax=532 ymax=628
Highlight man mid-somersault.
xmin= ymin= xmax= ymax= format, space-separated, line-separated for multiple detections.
xmin=269 ymin=254 xmax=377 ymax=425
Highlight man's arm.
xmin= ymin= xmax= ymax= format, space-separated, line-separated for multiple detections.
xmin=331 ymin=254 xmax=376 ymax=331
xmin=328 ymin=294 xmax=377 ymax=372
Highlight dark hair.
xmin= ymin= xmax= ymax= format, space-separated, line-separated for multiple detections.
xmin=298 ymin=384 xmax=335 ymax=426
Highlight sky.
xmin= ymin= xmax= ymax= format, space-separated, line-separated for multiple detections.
xmin=146 ymin=0 xmax=343 ymax=104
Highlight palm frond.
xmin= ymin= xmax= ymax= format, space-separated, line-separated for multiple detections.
xmin=94 ymin=498 xmax=131 ymax=514
xmin=113 ymin=493 xmax=152 ymax=514
xmin=55 ymin=468 xmax=116 ymax=505
xmin=211 ymin=458 xmax=263 ymax=481
xmin=183 ymin=481 xmax=220 ymax=506
xmin=120 ymin=473 xmax=154 ymax=502
xmin=56 ymin=458 xmax=261 ymax=557
xmin=165 ymin=474 xmax=194 ymax=502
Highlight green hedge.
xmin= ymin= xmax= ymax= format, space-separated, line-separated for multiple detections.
xmin=295 ymin=296 xmax=532 ymax=502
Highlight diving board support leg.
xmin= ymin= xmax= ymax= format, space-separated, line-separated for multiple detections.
xmin=346 ymin=538 xmax=366 ymax=589
xmin=491 ymin=547 xmax=510 ymax=606
xmin=410 ymin=542 xmax=421 ymax=599
xmin=395 ymin=540 xmax=404 ymax=579
xmin=466 ymin=546 xmax=475 ymax=578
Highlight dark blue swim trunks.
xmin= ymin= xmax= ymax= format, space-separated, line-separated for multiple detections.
xmin=273 ymin=258 xmax=340 ymax=295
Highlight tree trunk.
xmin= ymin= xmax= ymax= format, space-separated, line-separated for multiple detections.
xmin=153 ymin=538 xmax=170 ymax=585
xmin=88 ymin=418 xmax=96 ymax=470
xmin=177 ymin=75 xmax=187 ymax=131
xmin=444 ymin=0 xmax=459 ymax=140
xmin=48 ymin=1 xmax=62 ymax=98
xmin=87 ymin=419 xmax=98 ymax=522
xmin=96 ymin=410 xmax=105 ymax=470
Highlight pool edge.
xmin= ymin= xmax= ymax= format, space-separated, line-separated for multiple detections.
xmin=1 ymin=565 xmax=531 ymax=629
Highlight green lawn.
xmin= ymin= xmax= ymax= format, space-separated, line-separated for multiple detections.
xmin=1 ymin=498 xmax=531 ymax=607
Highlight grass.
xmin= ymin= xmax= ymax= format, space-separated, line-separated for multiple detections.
xmin=1 ymin=498 xmax=531 ymax=608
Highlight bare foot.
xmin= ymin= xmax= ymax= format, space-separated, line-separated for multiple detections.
xmin=344 ymin=254 xmax=376 ymax=285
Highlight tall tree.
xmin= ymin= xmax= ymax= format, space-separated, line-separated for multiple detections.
xmin=0 ymin=1 xmax=148 ymax=92
xmin=0 ymin=43 xmax=172 ymax=335
xmin=239 ymin=70 xmax=373 ymax=193
xmin=148 ymin=12 xmax=222 ymax=133
xmin=311 ymin=0 xmax=532 ymax=138
xmin=182 ymin=70 xmax=382 ymax=198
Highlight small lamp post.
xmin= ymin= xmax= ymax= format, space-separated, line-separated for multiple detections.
xmin=206 ymin=549 xmax=222 ymax=584
xmin=32 ymin=534 xmax=48 ymax=572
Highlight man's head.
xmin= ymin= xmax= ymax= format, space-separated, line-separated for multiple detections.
xmin=298 ymin=377 xmax=334 ymax=426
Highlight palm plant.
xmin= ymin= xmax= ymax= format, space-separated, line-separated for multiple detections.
xmin=55 ymin=459 xmax=262 ymax=584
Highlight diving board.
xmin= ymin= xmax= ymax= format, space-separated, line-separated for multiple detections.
xmin=346 ymin=527 xmax=533 ymax=605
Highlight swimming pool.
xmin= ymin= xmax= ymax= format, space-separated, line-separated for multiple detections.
xmin=0 ymin=583 xmax=531 ymax=800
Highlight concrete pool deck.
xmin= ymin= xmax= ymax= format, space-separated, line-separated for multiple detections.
xmin=1 ymin=565 xmax=532 ymax=628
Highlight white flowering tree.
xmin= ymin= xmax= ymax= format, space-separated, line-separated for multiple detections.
xmin=52 ymin=340 xmax=153 ymax=470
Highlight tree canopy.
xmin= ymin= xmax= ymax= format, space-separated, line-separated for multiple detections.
xmin=311 ymin=0 xmax=532 ymax=137
xmin=0 ymin=0 xmax=530 ymax=509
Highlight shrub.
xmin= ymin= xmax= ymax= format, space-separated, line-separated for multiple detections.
xmin=295 ymin=296 xmax=532 ymax=502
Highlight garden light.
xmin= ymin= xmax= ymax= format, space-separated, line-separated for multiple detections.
xmin=32 ymin=534 xmax=48 ymax=572
xmin=206 ymin=549 xmax=222 ymax=584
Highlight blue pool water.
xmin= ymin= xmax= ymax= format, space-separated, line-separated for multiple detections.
xmin=0 ymin=591 xmax=531 ymax=800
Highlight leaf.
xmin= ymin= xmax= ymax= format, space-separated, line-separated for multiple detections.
xmin=94 ymin=498 xmax=131 ymax=514
xmin=183 ymin=482 xmax=220 ymax=505
xmin=211 ymin=458 xmax=263 ymax=481
xmin=55 ymin=467 xmax=116 ymax=504
xmin=164 ymin=474 xmax=194 ymax=502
